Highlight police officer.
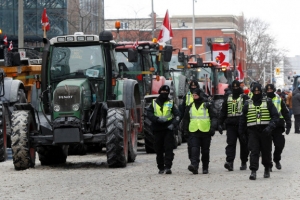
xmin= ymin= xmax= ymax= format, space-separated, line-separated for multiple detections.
xmin=219 ymin=80 xmax=250 ymax=171
xmin=265 ymin=84 xmax=291 ymax=170
xmin=239 ymin=84 xmax=279 ymax=180
xmin=182 ymin=88 xmax=218 ymax=174
xmin=147 ymin=85 xmax=180 ymax=174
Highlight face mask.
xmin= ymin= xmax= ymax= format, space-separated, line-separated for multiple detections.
xmin=159 ymin=93 xmax=169 ymax=100
xmin=252 ymin=93 xmax=262 ymax=102
xmin=267 ymin=92 xmax=275 ymax=98
xmin=190 ymin=88 xmax=196 ymax=93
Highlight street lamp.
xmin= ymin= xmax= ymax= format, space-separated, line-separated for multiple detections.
xmin=192 ymin=0 xmax=196 ymax=59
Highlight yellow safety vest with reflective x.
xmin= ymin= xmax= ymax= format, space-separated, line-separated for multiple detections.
xmin=189 ymin=103 xmax=210 ymax=132
xmin=227 ymin=94 xmax=243 ymax=117
xmin=153 ymin=99 xmax=173 ymax=121
xmin=185 ymin=91 xmax=194 ymax=106
xmin=272 ymin=95 xmax=283 ymax=119
xmin=247 ymin=98 xmax=271 ymax=126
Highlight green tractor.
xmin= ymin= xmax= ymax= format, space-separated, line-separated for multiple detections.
xmin=10 ymin=31 xmax=140 ymax=170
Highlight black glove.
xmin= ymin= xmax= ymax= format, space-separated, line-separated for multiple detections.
xmin=209 ymin=128 xmax=215 ymax=136
xmin=286 ymin=128 xmax=291 ymax=135
xmin=262 ymin=126 xmax=273 ymax=135
xmin=157 ymin=117 xmax=167 ymax=123
xmin=218 ymin=125 xmax=223 ymax=135
xmin=167 ymin=124 xmax=174 ymax=130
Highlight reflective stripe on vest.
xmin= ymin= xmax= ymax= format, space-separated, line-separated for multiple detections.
xmin=247 ymin=98 xmax=271 ymax=126
xmin=186 ymin=92 xmax=194 ymax=106
xmin=153 ymin=99 xmax=173 ymax=120
xmin=227 ymin=94 xmax=243 ymax=117
xmin=272 ymin=95 xmax=283 ymax=118
xmin=189 ymin=103 xmax=210 ymax=132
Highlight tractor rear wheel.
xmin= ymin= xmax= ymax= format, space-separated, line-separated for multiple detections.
xmin=143 ymin=107 xmax=155 ymax=153
xmin=0 ymin=103 xmax=7 ymax=162
xmin=11 ymin=110 xmax=36 ymax=170
xmin=37 ymin=145 xmax=68 ymax=165
xmin=106 ymin=108 xmax=128 ymax=168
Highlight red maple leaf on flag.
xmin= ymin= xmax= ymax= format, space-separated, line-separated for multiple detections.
xmin=133 ymin=39 xmax=139 ymax=49
xmin=41 ymin=8 xmax=50 ymax=31
xmin=157 ymin=10 xmax=173 ymax=43
xmin=8 ymin=41 xmax=13 ymax=51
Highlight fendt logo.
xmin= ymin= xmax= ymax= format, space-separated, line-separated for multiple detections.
xmin=58 ymin=96 xmax=73 ymax=99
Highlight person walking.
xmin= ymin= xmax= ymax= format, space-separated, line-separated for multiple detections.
xmin=239 ymin=83 xmax=279 ymax=180
xmin=219 ymin=80 xmax=250 ymax=171
xmin=292 ymin=84 xmax=300 ymax=133
xmin=182 ymin=88 xmax=218 ymax=175
xmin=147 ymin=85 xmax=180 ymax=174
xmin=286 ymin=89 xmax=293 ymax=119
xmin=265 ymin=84 xmax=291 ymax=170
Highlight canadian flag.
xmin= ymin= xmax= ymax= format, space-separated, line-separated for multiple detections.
xmin=41 ymin=8 xmax=50 ymax=31
xmin=237 ymin=62 xmax=244 ymax=81
xmin=3 ymin=35 xmax=8 ymax=46
xmin=212 ymin=43 xmax=230 ymax=66
xmin=157 ymin=10 xmax=173 ymax=43
xmin=8 ymin=41 xmax=13 ymax=51
xmin=132 ymin=39 xmax=138 ymax=49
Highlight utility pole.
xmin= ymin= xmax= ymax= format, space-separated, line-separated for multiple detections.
xmin=192 ymin=0 xmax=196 ymax=58
xmin=151 ymin=0 xmax=155 ymax=38
xmin=270 ymin=54 xmax=273 ymax=84
xmin=18 ymin=0 xmax=24 ymax=50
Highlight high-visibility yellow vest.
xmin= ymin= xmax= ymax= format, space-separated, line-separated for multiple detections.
xmin=189 ymin=103 xmax=210 ymax=132
xmin=153 ymin=99 xmax=173 ymax=121
xmin=185 ymin=91 xmax=194 ymax=106
xmin=272 ymin=95 xmax=283 ymax=119
xmin=248 ymin=92 xmax=253 ymax=98
xmin=227 ymin=94 xmax=243 ymax=117
xmin=247 ymin=98 xmax=271 ymax=126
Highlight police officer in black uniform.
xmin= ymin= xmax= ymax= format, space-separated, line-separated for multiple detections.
xmin=265 ymin=84 xmax=291 ymax=170
xmin=147 ymin=85 xmax=180 ymax=174
xmin=239 ymin=83 xmax=279 ymax=180
xmin=182 ymin=88 xmax=218 ymax=174
xmin=219 ymin=80 xmax=250 ymax=171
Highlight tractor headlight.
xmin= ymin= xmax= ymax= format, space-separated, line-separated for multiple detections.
xmin=53 ymin=104 xmax=60 ymax=112
xmin=72 ymin=104 xmax=80 ymax=111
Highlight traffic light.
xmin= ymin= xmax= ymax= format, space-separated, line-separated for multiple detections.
xmin=275 ymin=68 xmax=280 ymax=75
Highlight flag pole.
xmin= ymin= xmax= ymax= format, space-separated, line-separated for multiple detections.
xmin=44 ymin=28 xmax=46 ymax=38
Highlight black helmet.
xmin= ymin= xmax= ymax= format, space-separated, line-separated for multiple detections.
xmin=231 ymin=80 xmax=240 ymax=88
xmin=251 ymin=83 xmax=262 ymax=93
xmin=265 ymin=84 xmax=276 ymax=92
xmin=189 ymin=80 xmax=199 ymax=89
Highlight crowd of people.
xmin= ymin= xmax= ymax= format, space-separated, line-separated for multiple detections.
xmin=147 ymin=80 xmax=299 ymax=180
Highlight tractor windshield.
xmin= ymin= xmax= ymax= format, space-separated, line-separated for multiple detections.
xmin=50 ymin=45 xmax=105 ymax=80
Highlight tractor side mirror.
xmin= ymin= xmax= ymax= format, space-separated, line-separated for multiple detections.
xmin=178 ymin=52 xmax=185 ymax=62
xmin=196 ymin=58 xmax=203 ymax=66
xmin=164 ymin=45 xmax=173 ymax=62
xmin=128 ymin=48 xmax=138 ymax=62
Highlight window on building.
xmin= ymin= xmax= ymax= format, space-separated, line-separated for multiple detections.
xmin=182 ymin=38 xmax=187 ymax=48
xmin=195 ymin=37 xmax=202 ymax=45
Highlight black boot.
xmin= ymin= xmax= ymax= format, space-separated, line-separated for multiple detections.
xmin=249 ymin=170 xmax=256 ymax=180
xmin=224 ymin=162 xmax=233 ymax=171
xmin=264 ymin=168 xmax=270 ymax=178
xmin=202 ymin=169 xmax=209 ymax=174
xmin=275 ymin=161 xmax=282 ymax=170
xmin=158 ymin=169 xmax=165 ymax=174
xmin=188 ymin=164 xmax=198 ymax=174
xmin=240 ymin=162 xmax=247 ymax=170
xmin=165 ymin=168 xmax=172 ymax=174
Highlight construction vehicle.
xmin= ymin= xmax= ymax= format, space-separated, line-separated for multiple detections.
xmin=10 ymin=31 xmax=140 ymax=170
xmin=115 ymin=41 xmax=187 ymax=153
xmin=293 ymin=75 xmax=300 ymax=90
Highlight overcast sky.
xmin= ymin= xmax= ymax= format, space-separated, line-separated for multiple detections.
xmin=105 ymin=0 xmax=300 ymax=57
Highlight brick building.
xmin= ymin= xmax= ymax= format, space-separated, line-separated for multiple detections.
xmin=105 ymin=14 xmax=247 ymax=75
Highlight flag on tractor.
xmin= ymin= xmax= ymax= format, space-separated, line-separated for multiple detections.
xmin=157 ymin=10 xmax=173 ymax=43
xmin=41 ymin=8 xmax=50 ymax=31
xmin=3 ymin=35 xmax=8 ymax=46
xmin=8 ymin=41 xmax=13 ymax=51
xmin=237 ymin=62 xmax=244 ymax=81
xmin=212 ymin=43 xmax=230 ymax=66
xmin=133 ymin=39 xmax=139 ymax=49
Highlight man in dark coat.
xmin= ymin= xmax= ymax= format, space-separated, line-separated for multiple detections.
xmin=183 ymin=88 xmax=218 ymax=175
xmin=265 ymin=84 xmax=291 ymax=171
xmin=292 ymin=84 xmax=300 ymax=133
xmin=219 ymin=80 xmax=250 ymax=171
xmin=239 ymin=83 xmax=279 ymax=180
xmin=147 ymin=85 xmax=180 ymax=174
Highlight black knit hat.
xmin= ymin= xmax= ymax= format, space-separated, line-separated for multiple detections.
xmin=192 ymin=88 xmax=202 ymax=96
xmin=265 ymin=84 xmax=276 ymax=92
xmin=189 ymin=80 xmax=199 ymax=89
xmin=251 ymin=83 xmax=262 ymax=93
xmin=231 ymin=80 xmax=240 ymax=88
xmin=158 ymin=85 xmax=170 ymax=94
